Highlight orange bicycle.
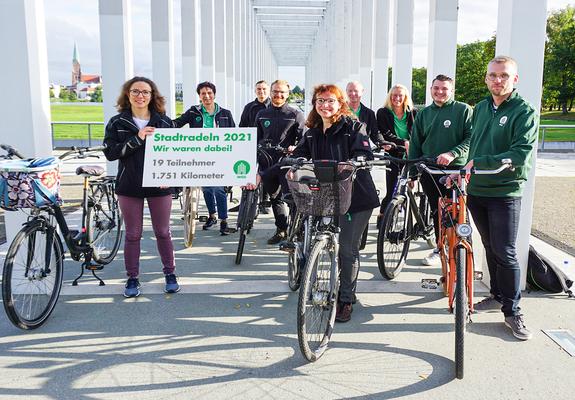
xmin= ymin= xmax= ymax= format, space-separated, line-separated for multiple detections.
xmin=418 ymin=159 xmax=513 ymax=380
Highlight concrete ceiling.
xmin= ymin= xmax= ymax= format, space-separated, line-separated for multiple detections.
xmin=253 ymin=0 xmax=329 ymax=66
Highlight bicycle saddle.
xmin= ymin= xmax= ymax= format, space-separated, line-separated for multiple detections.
xmin=76 ymin=165 xmax=105 ymax=177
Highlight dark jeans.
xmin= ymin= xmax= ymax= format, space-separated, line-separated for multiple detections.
xmin=420 ymin=172 xmax=449 ymax=243
xmin=117 ymin=194 xmax=175 ymax=278
xmin=261 ymin=168 xmax=289 ymax=231
xmin=202 ymin=186 xmax=228 ymax=220
xmin=467 ymin=195 xmax=522 ymax=317
xmin=338 ymin=209 xmax=372 ymax=304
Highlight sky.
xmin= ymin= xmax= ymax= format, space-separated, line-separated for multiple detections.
xmin=44 ymin=0 xmax=574 ymax=88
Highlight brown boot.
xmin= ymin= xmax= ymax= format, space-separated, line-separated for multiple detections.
xmin=335 ymin=302 xmax=353 ymax=323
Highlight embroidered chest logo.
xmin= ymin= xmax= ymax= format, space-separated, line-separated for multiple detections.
xmin=195 ymin=116 xmax=202 ymax=122
xmin=499 ymin=116 xmax=508 ymax=126
xmin=443 ymin=120 xmax=451 ymax=128
xmin=263 ymin=120 xmax=271 ymax=128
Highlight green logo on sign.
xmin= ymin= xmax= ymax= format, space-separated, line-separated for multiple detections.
xmin=233 ymin=160 xmax=251 ymax=177
xmin=263 ymin=120 xmax=271 ymax=128
xmin=195 ymin=116 xmax=202 ymax=122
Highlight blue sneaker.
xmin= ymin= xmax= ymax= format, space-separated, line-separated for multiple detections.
xmin=164 ymin=274 xmax=180 ymax=293
xmin=124 ymin=277 xmax=140 ymax=298
xmin=203 ymin=216 xmax=217 ymax=230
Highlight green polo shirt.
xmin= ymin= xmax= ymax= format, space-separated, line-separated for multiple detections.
xmin=393 ymin=111 xmax=409 ymax=140
xmin=351 ymin=104 xmax=361 ymax=118
xmin=201 ymin=104 xmax=219 ymax=128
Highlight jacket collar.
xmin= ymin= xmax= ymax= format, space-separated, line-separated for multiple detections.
xmin=431 ymin=98 xmax=454 ymax=109
xmin=487 ymin=89 xmax=519 ymax=110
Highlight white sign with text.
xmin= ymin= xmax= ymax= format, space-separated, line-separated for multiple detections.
xmin=142 ymin=127 xmax=256 ymax=187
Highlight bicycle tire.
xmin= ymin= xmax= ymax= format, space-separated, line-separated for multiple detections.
xmin=455 ymin=246 xmax=467 ymax=379
xmin=183 ymin=187 xmax=199 ymax=248
xmin=420 ymin=194 xmax=436 ymax=249
xmin=235 ymin=229 xmax=247 ymax=265
xmin=2 ymin=222 xmax=64 ymax=330
xmin=287 ymin=209 xmax=303 ymax=291
xmin=377 ymin=198 xmax=412 ymax=280
xmin=87 ymin=183 xmax=122 ymax=264
xmin=297 ymin=238 xmax=337 ymax=362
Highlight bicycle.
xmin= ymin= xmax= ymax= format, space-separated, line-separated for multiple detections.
xmin=1 ymin=145 xmax=122 ymax=330
xmin=176 ymin=186 xmax=202 ymax=248
xmin=284 ymin=157 xmax=389 ymax=362
xmin=418 ymin=159 xmax=513 ymax=379
xmin=234 ymin=142 xmax=283 ymax=265
xmin=376 ymin=155 xmax=436 ymax=280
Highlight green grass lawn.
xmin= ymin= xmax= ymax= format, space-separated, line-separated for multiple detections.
xmin=50 ymin=103 xmax=575 ymax=141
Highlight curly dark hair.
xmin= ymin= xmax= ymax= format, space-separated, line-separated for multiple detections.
xmin=305 ymin=84 xmax=353 ymax=129
xmin=116 ymin=76 xmax=166 ymax=114
xmin=196 ymin=81 xmax=216 ymax=95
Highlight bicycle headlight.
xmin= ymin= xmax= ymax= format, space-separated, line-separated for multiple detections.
xmin=456 ymin=223 xmax=472 ymax=238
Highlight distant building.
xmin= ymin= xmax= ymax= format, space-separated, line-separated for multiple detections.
xmin=70 ymin=43 xmax=102 ymax=100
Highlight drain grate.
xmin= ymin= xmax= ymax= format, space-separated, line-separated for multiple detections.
xmin=543 ymin=330 xmax=575 ymax=357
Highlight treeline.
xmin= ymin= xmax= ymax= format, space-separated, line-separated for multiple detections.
xmin=399 ymin=6 xmax=574 ymax=112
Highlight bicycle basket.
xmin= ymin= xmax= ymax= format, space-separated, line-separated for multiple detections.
xmin=0 ymin=157 xmax=62 ymax=211
xmin=286 ymin=163 xmax=355 ymax=216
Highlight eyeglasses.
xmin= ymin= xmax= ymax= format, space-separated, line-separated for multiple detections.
xmin=272 ymin=90 xmax=288 ymax=95
xmin=316 ymin=98 xmax=337 ymax=105
xmin=129 ymin=89 xmax=152 ymax=97
xmin=486 ymin=73 xmax=511 ymax=82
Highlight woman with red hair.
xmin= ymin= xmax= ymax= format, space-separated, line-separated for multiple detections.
xmin=291 ymin=84 xmax=379 ymax=323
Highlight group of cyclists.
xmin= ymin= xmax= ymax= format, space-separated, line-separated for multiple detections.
xmin=104 ymin=54 xmax=537 ymax=341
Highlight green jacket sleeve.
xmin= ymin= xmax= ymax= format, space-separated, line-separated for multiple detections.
xmin=449 ymin=105 xmax=472 ymax=159
xmin=473 ymin=108 xmax=537 ymax=169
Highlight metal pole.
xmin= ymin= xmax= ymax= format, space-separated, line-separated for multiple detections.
xmin=88 ymin=123 xmax=92 ymax=147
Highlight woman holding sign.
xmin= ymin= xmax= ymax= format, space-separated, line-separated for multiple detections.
xmin=103 ymin=77 xmax=179 ymax=298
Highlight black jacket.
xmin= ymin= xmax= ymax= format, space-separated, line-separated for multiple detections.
xmin=239 ymin=98 xmax=270 ymax=127
xmin=103 ymin=110 xmax=174 ymax=198
xmin=356 ymin=102 xmax=384 ymax=145
xmin=376 ymin=107 xmax=417 ymax=157
xmin=291 ymin=117 xmax=380 ymax=214
xmin=173 ymin=104 xmax=235 ymax=128
xmin=255 ymin=103 xmax=305 ymax=168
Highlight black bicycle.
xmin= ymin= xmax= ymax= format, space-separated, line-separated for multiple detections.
xmin=284 ymin=157 xmax=389 ymax=361
xmin=376 ymin=155 xmax=436 ymax=280
xmin=1 ymin=145 xmax=122 ymax=329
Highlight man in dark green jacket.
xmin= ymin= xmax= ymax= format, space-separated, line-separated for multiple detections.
xmin=409 ymin=74 xmax=472 ymax=266
xmin=465 ymin=56 xmax=538 ymax=341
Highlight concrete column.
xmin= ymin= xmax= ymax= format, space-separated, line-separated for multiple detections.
xmin=425 ymin=0 xmax=458 ymax=105
xmin=0 ymin=0 xmax=52 ymax=242
xmin=496 ymin=0 xmax=548 ymax=288
xmin=225 ymin=0 xmax=235 ymax=115
xmin=98 ymin=0 xmax=134 ymax=125
xmin=360 ymin=0 xmax=375 ymax=104
xmin=234 ymin=0 xmax=243 ymax=117
xmin=214 ymin=0 xmax=227 ymax=105
xmin=373 ymin=0 xmax=391 ymax=109
xmin=392 ymin=0 xmax=414 ymax=93
xmin=199 ymin=0 xmax=215 ymax=82
xmin=151 ymin=0 xmax=175 ymax=118
xmin=350 ymin=0 xmax=362 ymax=82
xmin=342 ymin=0 xmax=352 ymax=85
xmin=243 ymin=0 xmax=250 ymax=102
xmin=181 ymin=0 xmax=199 ymax=110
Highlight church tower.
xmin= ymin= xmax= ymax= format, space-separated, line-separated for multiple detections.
xmin=72 ymin=43 xmax=81 ymax=87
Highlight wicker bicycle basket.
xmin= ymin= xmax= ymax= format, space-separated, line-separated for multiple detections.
xmin=0 ymin=157 xmax=62 ymax=211
xmin=286 ymin=162 xmax=355 ymax=216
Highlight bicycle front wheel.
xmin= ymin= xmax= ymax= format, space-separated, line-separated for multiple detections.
xmin=235 ymin=229 xmax=247 ymax=265
xmin=455 ymin=246 xmax=468 ymax=379
xmin=297 ymin=238 xmax=337 ymax=362
xmin=183 ymin=187 xmax=200 ymax=248
xmin=2 ymin=223 xmax=64 ymax=330
xmin=88 ymin=183 xmax=122 ymax=264
xmin=377 ymin=198 xmax=412 ymax=279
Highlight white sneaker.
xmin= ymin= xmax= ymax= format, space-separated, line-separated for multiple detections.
xmin=423 ymin=250 xmax=440 ymax=266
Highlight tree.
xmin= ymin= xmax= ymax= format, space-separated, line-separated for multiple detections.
xmin=292 ymin=85 xmax=302 ymax=94
xmin=411 ymin=67 xmax=427 ymax=106
xmin=455 ymin=37 xmax=495 ymax=105
xmin=68 ymin=90 xmax=77 ymax=101
xmin=544 ymin=6 xmax=575 ymax=114
xmin=91 ymin=86 xmax=103 ymax=102
xmin=59 ymin=88 xmax=70 ymax=101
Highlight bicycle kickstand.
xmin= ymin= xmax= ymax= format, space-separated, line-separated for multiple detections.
xmin=73 ymin=262 xmax=106 ymax=286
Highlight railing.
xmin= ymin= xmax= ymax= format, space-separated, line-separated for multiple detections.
xmin=51 ymin=121 xmax=104 ymax=148
xmin=539 ymin=124 xmax=575 ymax=151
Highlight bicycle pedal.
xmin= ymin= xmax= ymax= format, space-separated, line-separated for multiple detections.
xmin=421 ymin=278 xmax=439 ymax=289
xmin=198 ymin=215 xmax=208 ymax=222
xmin=279 ymin=241 xmax=296 ymax=252
xmin=85 ymin=264 xmax=104 ymax=271
xmin=473 ymin=271 xmax=484 ymax=280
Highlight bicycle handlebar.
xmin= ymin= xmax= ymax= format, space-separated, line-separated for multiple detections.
xmin=418 ymin=158 xmax=513 ymax=175
xmin=280 ymin=157 xmax=390 ymax=169
xmin=58 ymin=145 xmax=106 ymax=160
xmin=0 ymin=144 xmax=25 ymax=159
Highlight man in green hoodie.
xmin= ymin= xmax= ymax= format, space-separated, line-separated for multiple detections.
xmin=409 ymin=74 xmax=472 ymax=266
xmin=464 ymin=56 xmax=538 ymax=341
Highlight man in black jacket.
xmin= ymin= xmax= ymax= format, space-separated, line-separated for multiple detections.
xmin=239 ymin=80 xmax=270 ymax=128
xmin=255 ymin=79 xmax=305 ymax=244
xmin=173 ymin=81 xmax=235 ymax=235
xmin=346 ymin=81 xmax=383 ymax=145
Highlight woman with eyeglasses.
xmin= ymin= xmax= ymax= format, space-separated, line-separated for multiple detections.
xmin=376 ymin=84 xmax=417 ymax=222
xmin=290 ymin=84 xmax=380 ymax=323
xmin=103 ymin=76 xmax=179 ymax=298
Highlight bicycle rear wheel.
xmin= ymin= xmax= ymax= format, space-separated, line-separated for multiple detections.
xmin=2 ymin=222 xmax=64 ymax=330
xmin=87 ymin=182 xmax=122 ymax=264
xmin=377 ymin=198 xmax=412 ymax=279
xmin=235 ymin=189 xmax=258 ymax=264
xmin=297 ymin=238 xmax=337 ymax=362
xmin=182 ymin=187 xmax=200 ymax=248
xmin=455 ymin=246 xmax=468 ymax=379
xmin=235 ymin=229 xmax=247 ymax=265
xmin=419 ymin=193 xmax=436 ymax=248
